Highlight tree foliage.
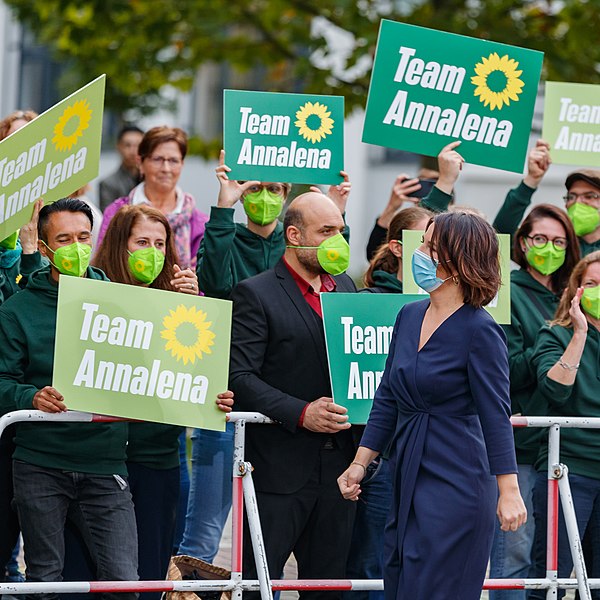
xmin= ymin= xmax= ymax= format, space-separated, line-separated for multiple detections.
xmin=6 ymin=0 xmax=600 ymax=146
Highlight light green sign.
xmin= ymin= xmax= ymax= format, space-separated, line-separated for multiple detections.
xmin=543 ymin=81 xmax=600 ymax=167
xmin=362 ymin=20 xmax=543 ymax=173
xmin=224 ymin=89 xmax=344 ymax=185
xmin=322 ymin=292 xmax=422 ymax=424
xmin=401 ymin=229 xmax=511 ymax=324
xmin=0 ymin=75 xmax=105 ymax=241
xmin=53 ymin=277 xmax=232 ymax=431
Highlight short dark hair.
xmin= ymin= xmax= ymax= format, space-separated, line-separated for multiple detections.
xmin=38 ymin=198 xmax=94 ymax=242
xmin=283 ymin=205 xmax=305 ymax=243
xmin=138 ymin=126 xmax=187 ymax=161
xmin=431 ymin=211 xmax=501 ymax=308
xmin=117 ymin=125 xmax=144 ymax=142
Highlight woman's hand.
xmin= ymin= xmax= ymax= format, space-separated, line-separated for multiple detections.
xmin=311 ymin=170 xmax=352 ymax=214
xmin=435 ymin=141 xmax=464 ymax=195
xmin=523 ymin=139 xmax=551 ymax=189
xmin=496 ymin=473 xmax=527 ymax=532
xmin=570 ymin=287 xmax=589 ymax=335
xmin=216 ymin=390 xmax=234 ymax=413
xmin=215 ymin=150 xmax=260 ymax=208
xmin=20 ymin=198 xmax=43 ymax=254
xmin=337 ymin=462 xmax=367 ymax=501
xmin=171 ymin=264 xmax=199 ymax=295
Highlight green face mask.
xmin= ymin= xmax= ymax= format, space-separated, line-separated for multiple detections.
xmin=288 ymin=233 xmax=350 ymax=275
xmin=0 ymin=230 xmax=19 ymax=250
xmin=525 ymin=242 xmax=566 ymax=276
xmin=128 ymin=247 xmax=165 ymax=284
xmin=243 ymin=189 xmax=284 ymax=226
xmin=567 ymin=202 xmax=600 ymax=237
xmin=42 ymin=241 xmax=91 ymax=277
xmin=581 ymin=285 xmax=600 ymax=319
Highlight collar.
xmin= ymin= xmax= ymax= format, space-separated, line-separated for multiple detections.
xmin=131 ymin=182 xmax=185 ymax=214
xmin=283 ymin=256 xmax=336 ymax=293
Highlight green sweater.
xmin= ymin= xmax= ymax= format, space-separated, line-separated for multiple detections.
xmin=503 ymin=269 xmax=560 ymax=463
xmin=421 ymin=186 xmax=453 ymax=213
xmin=531 ymin=323 xmax=600 ymax=479
xmin=0 ymin=266 xmax=128 ymax=476
xmin=0 ymin=251 xmax=46 ymax=304
xmin=361 ymin=270 xmax=404 ymax=294
xmin=127 ymin=422 xmax=183 ymax=470
xmin=493 ymin=181 xmax=600 ymax=255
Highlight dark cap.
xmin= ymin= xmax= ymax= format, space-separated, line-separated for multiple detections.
xmin=565 ymin=169 xmax=600 ymax=192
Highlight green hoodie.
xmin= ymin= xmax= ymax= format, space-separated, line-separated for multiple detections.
xmin=503 ymin=269 xmax=560 ymax=463
xmin=361 ymin=270 xmax=404 ymax=294
xmin=531 ymin=323 xmax=600 ymax=480
xmin=0 ymin=265 xmax=128 ymax=475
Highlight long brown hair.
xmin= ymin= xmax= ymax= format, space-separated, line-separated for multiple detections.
xmin=364 ymin=207 xmax=432 ymax=288
xmin=513 ymin=204 xmax=580 ymax=294
xmin=93 ymin=205 xmax=179 ymax=290
xmin=431 ymin=211 xmax=501 ymax=308
xmin=553 ymin=251 xmax=600 ymax=328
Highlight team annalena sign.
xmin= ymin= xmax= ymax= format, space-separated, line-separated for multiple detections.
xmin=0 ymin=75 xmax=105 ymax=240
xmin=224 ymin=90 xmax=344 ymax=185
xmin=362 ymin=21 xmax=544 ymax=173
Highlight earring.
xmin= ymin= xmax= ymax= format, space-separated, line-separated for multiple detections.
xmin=452 ymin=275 xmax=459 ymax=285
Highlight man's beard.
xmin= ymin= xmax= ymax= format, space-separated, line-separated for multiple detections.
xmin=295 ymin=247 xmax=325 ymax=276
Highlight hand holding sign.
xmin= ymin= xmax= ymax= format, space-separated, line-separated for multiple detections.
xmin=215 ymin=150 xmax=260 ymax=209
xmin=436 ymin=141 xmax=465 ymax=194
xmin=33 ymin=386 xmax=67 ymax=413
xmin=19 ymin=198 xmax=43 ymax=254
xmin=302 ymin=396 xmax=350 ymax=433
xmin=523 ymin=139 xmax=551 ymax=189
xmin=310 ymin=170 xmax=352 ymax=214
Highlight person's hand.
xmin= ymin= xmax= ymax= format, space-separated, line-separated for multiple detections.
xmin=311 ymin=171 xmax=351 ymax=214
xmin=216 ymin=390 xmax=234 ymax=413
xmin=20 ymin=198 xmax=43 ymax=254
xmin=33 ymin=386 xmax=67 ymax=413
xmin=375 ymin=174 xmax=423 ymax=228
xmin=337 ymin=462 xmax=366 ymax=501
xmin=171 ymin=264 xmax=199 ymax=295
xmin=497 ymin=489 xmax=527 ymax=532
xmin=435 ymin=141 xmax=464 ymax=195
xmin=570 ymin=287 xmax=589 ymax=335
xmin=215 ymin=150 xmax=260 ymax=208
xmin=523 ymin=139 xmax=551 ymax=189
xmin=302 ymin=397 xmax=350 ymax=433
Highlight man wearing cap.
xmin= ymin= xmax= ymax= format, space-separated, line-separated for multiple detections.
xmin=493 ymin=141 xmax=600 ymax=256
xmin=229 ymin=191 xmax=356 ymax=600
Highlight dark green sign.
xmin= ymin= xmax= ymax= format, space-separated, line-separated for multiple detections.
xmin=362 ymin=21 xmax=544 ymax=173
xmin=224 ymin=90 xmax=344 ymax=185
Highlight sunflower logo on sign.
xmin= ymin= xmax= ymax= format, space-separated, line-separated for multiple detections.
xmin=471 ymin=53 xmax=524 ymax=111
xmin=52 ymin=100 xmax=93 ymax=152
xmin=161 ymin=305 xmax=215 ymax=365
xmin=295 ymin=102 xmax=334 ymax=144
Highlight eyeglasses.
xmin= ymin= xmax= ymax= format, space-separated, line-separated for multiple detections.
xmin=526 ymin=234 xmax=568 ymax=251
xmin=563 ymin=192 xmax=600 ymax=206
xmin=244 ymin=183 xmax=286 ymax=196
xmin=147 ymin=156 xmax=182 ymax=167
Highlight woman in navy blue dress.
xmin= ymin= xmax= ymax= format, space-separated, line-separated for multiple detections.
xmin=339 ymin=211 xmax=527 ymax=600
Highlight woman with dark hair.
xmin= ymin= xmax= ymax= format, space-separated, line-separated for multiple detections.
xmin=489 ymin=204 xmax=580 ymax=599
xmin=98 ymin=126 xmax=208 ymax=269
xmin=339 ymin=211 xmax=526 ymax=600
xmin=362 ymin=207 xmax=431 ymax=294
xmin=527 ymin=251 xmax=600 ymax=600
xmin=92 ymin=205 xmax=230 ymax=597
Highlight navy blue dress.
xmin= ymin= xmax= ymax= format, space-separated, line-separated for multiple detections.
xmin=361 ymin=300 xmax=517 ymax=600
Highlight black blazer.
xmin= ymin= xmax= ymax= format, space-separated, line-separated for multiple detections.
xmin=229 ymin=259 xmax=357 ymax=494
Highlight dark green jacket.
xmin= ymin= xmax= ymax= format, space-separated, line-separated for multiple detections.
xmin=0 ymin=250 xmax=46 ymax=305
xmin=197 ymin=206 xmax=351 ymax=300
xmin=503 ymin=269 xmax=560 ymax=463
xmin=421 ymin=186 xmax=454 ymax=213
xmin=0 ymin=266 xmax=128 ymax=475
xmin=532 ymin=324 xmax=600 ymax=480
xmin=493 ymin=181 xmax=600 ymax=256
xmin=360 ymin=270 xmax=404 ymax=294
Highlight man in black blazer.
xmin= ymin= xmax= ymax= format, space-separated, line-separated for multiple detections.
xmin=229 ymin=192 xmax=357 ymax=600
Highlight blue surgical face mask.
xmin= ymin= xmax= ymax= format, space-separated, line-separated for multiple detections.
xmin=411 ymin=248 xmax=450 ymax=293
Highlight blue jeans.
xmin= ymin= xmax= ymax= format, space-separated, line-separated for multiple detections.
xmin=528 ymin=471 xmax=600 ymax=600
xmin=12 ymin=460 xmax=138 ymax=600
xmin=489 ymin=464 xmax=537 ymax=600
xmin=344 ymin=457 xmax=392 ymax=600
xmin=178 ymin=423 xmax=234 ymax=562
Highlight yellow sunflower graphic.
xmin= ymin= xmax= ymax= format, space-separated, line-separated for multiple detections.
xmin=295 ymin=102 xmax=334 ymax=144
xmin=582 ymin=295 xmax=592 ymax=311
xmin=161 ymin=305 xmax=215 ymax=365
xmin=471 ymin=53 xmax=525 ymax=111
xmin=52 ymin=99 xmax=93 ymax=152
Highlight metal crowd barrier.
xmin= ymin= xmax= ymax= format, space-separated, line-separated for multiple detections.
xmin=1 ymin=410 xmax=600 ymax=599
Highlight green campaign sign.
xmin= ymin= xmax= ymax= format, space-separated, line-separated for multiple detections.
xmin=401 ymin=229 xmax=511 ymax=324
xmin=223 ymin=89 xmax=344 ymax=185
xmin=362 ymin=21 xmax=543 ymax=173
xmin=543 ymin=81 xmax=600 ymax=167
xmin=322 ymin=292 xmax=422 ymax=424
xmin=53 ymin=277 xmax=232 ymax=431
xmin=0 ymin=75 xmax=105 ymax=241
